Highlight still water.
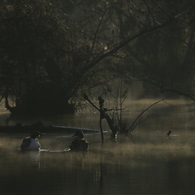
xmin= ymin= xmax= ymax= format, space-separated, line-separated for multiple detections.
xmin=1 ymin=99 xmax=195 ymax=195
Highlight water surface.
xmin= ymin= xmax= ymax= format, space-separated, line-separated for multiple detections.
xmin=1 ymin=99 xmax=195 ymax=195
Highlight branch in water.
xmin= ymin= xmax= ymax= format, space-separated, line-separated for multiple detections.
xmin=128 ymin=98 xmax=165 ymax=134
xmin=83 ymin=93 xmax=118 ymax=138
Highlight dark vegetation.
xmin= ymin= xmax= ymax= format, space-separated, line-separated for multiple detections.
xmin=0 ymin=0 xmax=195 ymax=117
xmin=84 ymin=92 xmax=164 ymax=139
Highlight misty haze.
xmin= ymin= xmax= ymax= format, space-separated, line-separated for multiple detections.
xmin=1 ymin=1 xmax=195 ymax=195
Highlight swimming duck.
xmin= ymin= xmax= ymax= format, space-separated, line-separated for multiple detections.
xmin=69 ymin=130 xmax=88 ymax=151
xmin=20 ymin=130 xmax=45 ymax=152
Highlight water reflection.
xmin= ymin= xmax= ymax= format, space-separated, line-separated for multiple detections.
xmin=20 ymin=151 xmax=41 ymax=168
xmin=1 ymin=99 xmax=195 ymax=194
xmin=1 ymin=131 xmax=195 ymax=195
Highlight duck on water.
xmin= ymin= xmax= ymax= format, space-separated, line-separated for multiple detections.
xmin=20 ymin=130 xmax=88 ymax=152
xmin=69 ymin=130 xmax=88 ymax=152
xmin=20 ymin=130 xmax=45 ymax=152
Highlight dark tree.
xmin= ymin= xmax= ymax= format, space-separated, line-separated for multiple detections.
xmin=0 ymin=0 xmax=195 ymax=116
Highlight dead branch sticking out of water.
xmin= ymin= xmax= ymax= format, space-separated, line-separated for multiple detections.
xmin=127 ymin=98 xmax=165 ymax=134
xmin=84 ymin=93 xmax=165 ymax=140
xmin=83 ymin=94 xmax=118 ymax=140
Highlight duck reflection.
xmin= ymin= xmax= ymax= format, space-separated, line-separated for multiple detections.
xmin=19 ymin=150 xmax=41 ymax=169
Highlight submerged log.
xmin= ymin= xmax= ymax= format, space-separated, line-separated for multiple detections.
xmin=0 ymin=123 xmax=106 ymax=134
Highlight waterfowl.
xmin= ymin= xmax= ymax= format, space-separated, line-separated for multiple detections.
xmin=167 ymin=130 xmax=172 ymax=137
xmin=20 ymin=130 xmax=44 ymax=152
xmin=69 ymin=130 xmax=88 ymax=151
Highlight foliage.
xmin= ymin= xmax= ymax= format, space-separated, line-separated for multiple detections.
xmin=115 ymin=0 xmax=195 ymax=98
xmin=0 ymin=0 xmax=195 ymax=116
xmin=0 ymin=0 xmax=72 ymax=114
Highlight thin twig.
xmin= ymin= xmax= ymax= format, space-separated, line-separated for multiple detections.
xmin=128 ymin=98 xmax=165 ymax=133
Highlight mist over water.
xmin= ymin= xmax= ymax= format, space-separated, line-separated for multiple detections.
xmin=1 ymin=99 xmax=195 ymax=195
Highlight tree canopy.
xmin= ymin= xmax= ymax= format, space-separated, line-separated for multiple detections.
xmin=0 ymin=0 xmax=195 ymax=116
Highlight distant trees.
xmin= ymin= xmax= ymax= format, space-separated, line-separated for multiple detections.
xmin=113 ymin=0 xmax=195 ymax=99
xmin=0 ymin=0 xmax=74 ymax=115
xmin=0 ymin=0 xmax=195 ymax=116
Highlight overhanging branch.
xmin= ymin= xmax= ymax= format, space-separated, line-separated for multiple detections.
xmin=82 ymin=12 xmax=183 ymax=73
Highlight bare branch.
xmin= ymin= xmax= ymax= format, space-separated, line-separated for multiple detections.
xmin=87 ymin=10 xmax=108 ymax=63
xmin=143 ymin=0 xmax=158 ymax=26
xmin=81 ymin=12 xmax=183 ymax=74
xmin=128 ymin=98 xmax=165 ymax=134
xmin=140 ymin=76 xmax=195 ymax=102
xmin=83 ymin=94 xmax=118 ymax=138
xmin=151 ymin=0 xmax=175 ymax=19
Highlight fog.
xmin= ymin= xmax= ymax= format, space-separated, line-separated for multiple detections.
xmin=1 ymin=98 xmax=195 ymax=194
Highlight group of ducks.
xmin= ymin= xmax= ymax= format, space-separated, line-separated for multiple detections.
xmin=20 ymin=130 xmax=88 ymax=152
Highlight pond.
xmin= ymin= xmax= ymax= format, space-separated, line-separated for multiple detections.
xmin=1 ymin=99 xmax=195 ymax=195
